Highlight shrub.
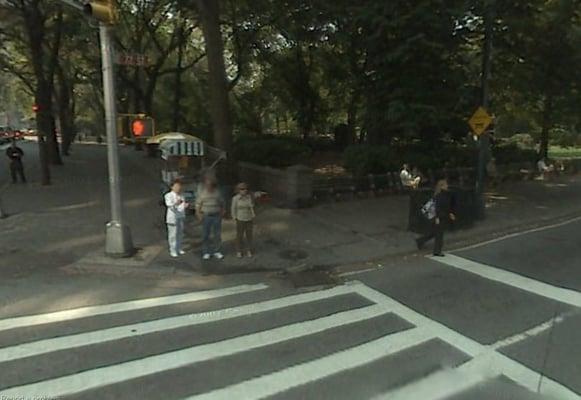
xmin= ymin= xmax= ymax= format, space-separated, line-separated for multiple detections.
xmin=494 ymin=143 xmax=537 ymax=165
xmin=234 ymin=137 xmax=311 ymax=168
xmin=343 ymin=142 xmax=537 ymax=176
xmin=343 ymin=145 xmax=400 ymax=175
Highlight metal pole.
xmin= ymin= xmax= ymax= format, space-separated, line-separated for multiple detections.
xmin=476 ymin=0 xmax=495 ymax=220
xmin=99 ymin=23 xmax=134 ymax=257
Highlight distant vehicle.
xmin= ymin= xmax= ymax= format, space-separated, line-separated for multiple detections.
xmin=0 ymin=126 xmax=25 ymax=141
xmin=0 ymin=126 xmax=11 ymax=144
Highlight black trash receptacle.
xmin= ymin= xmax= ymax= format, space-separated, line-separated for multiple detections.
xmin=408 ymin=186 xmax=477 ymax=234
xmin=449 ymin=185 xmax=478 ymax=230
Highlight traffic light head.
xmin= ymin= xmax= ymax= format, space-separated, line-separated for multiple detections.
xmin=84 ymin=0 xmax=118 ymax=25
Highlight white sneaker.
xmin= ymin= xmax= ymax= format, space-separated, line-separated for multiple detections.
xmin=202 ymin=253 xmax=211 ymax=261
xmin=179 ymin=250 xmax=186 ymax=255
xmin=170 ymin=252 xmax=179 ymax=258
xmin=213 ymin=252 xmax=224 ymax=260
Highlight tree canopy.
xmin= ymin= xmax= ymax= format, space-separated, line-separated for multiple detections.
xmin=1 ymin=0 xmax=580 ymax=165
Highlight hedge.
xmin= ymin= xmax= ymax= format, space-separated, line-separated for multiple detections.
xmin=233 ymin=136 xmax=312 ymax=168
xmin=344 ymin=143 xmax=536 ymax=176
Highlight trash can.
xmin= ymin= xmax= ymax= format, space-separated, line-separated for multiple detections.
xmin=408 ymin=186 xmax=477 ymax=234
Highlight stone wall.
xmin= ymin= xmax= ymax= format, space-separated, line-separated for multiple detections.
xmin=237 ymin=162 xmax=313 ymax=208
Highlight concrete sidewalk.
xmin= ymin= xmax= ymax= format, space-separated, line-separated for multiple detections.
xmin=2 ymin=142 xmax=581 ymax=280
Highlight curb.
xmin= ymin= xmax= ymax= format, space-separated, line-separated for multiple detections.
xmin=333 ymin=209 xmax=581 ymax=276
xmin=59 ymin=210 xmax=581 ymax=281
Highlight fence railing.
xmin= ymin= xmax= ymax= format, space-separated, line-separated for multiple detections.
xmin=312 ymin=162 xmax=537 ymax=202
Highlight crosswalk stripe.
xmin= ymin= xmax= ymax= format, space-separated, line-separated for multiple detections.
xmin=371 ymin=354 xmax=499 ymax=400
xmin=189 ymin=327 xmax=432 ymax=400
xmin=0 ymin=284 xmax=357 ymax=363
xmin=350 ymin=282 xmax=581 ymax=400
xmin=0 ymin=284 xmax=268 ymax=332
xmin=432 ymin=254 xmax=581 ymax=308
xmin=0 ymin=304 xmax=391 ymax=398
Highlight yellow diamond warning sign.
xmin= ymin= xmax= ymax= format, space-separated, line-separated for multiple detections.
xmin=468 ymin=107 xmax=493 ymax=136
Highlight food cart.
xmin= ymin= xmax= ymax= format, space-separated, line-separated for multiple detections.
xmin=146 ymin=132 xmax=226 ymax=213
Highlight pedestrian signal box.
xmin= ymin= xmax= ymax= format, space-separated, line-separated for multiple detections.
xmin=131 ymin=119 xmax=145 ymax=137
xmin=117 ymin=114 xmax=154 ymax=139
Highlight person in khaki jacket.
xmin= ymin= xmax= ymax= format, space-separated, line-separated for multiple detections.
xmin=231 ymin=182 xmax=256 ymax=258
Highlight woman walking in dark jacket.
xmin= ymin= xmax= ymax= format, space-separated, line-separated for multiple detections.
xmin=416 ymin=179 xmax=456 ymax=256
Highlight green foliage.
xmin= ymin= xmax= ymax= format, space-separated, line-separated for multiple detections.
xmin=233 ymin=136 xmax=312 ymax=168
xmin=344 ymin=142 xmax=536 ymax=175
xmin=2 ymin=0 xmax=580 ymax=157
xmin=343 ymin=146 xmax=397 ymax=176
xmin=494 ymin=144 xmax=537 ymax=165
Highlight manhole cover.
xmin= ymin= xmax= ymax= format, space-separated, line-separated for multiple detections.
xmin=278 ymin=249 xmax=309 ymax=261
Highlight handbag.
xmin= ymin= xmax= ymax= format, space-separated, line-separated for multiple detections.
xmin=421 ymin=198 xmax=436 ymax=220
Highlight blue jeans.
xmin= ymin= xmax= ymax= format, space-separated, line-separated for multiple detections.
xmin=202 ymin=214 xmax=222 ymax=255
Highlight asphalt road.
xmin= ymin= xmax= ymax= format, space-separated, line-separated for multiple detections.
xmin=0 ymin=196 xmax=579 ymax=399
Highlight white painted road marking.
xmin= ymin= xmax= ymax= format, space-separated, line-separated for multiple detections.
xmin=1 ymin=281 xmax=578 ymax=399
xmin=0 ymin=284 xmax=356 ymax=363
xmin=453 ymin=215 xmax=581 ymax=252
xmin=488 ymin=311 xmax=576 ymax=351
xmin=191 ymin=328 xmax=432 ymax=400
xmin=431 ymin=254 xmax=581 ymax=308
xmin=0 ymin=284 xmax=268 ymax=332
xmin=0 ymin=304 xmax=390 ymax=398
xmin=372 ymin=354 xmax=499 ymax=400
xmin=350 ymin=282 xmax=580 ymax=400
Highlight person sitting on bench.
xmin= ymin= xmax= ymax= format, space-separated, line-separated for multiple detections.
xmin=400 ymin=163 xmax=421 ymax=189
xmin=537 ymin=157 xmax=555 ymax=180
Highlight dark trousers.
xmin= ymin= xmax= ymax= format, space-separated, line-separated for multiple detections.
xmin=10 ymin=162 xmax=26 ymax=183
xmin=236 ymin=220 xmax=254 ymax=252
xmin=417 ymin=220 xmax=445 ymax=254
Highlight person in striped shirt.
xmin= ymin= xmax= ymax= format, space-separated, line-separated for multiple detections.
xmin=196 ymin=177 xmax=225 ymax=260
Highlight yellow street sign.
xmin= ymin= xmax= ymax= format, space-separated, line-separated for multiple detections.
xmin=468 ymin=107 xmax=493 ymax=136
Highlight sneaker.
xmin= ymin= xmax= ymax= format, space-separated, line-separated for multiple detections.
xmin=246 ymin=251 xmax=253 ymax=258
xmin=433 ymin=253 xmax=445 ymax=257
xmin=179 ymin=250 xmax=186 ymax=255
xmin=202 ymin=253 xmax=211 ymax=261
xmin=213 ymin=252 xmax=225 ymax=260
xmin=236 ymin=252 xmax=243 ymax=258
xmin=170 ymin=252 xmax=179 ymax=258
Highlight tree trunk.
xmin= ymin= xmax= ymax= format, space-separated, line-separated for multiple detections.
xmin=347 ymin=89 xmax=360 ymax=145
xmin=172 ymin=27 xmax=185 ymax=132
xmin=56 ymin=65 xmax=75 ymax=156
xmin=196 ymin=0 xmax=233 ymax=154
xmin=539 ymin=94 xmax=553 ymax=159
xmin=481 ymin=0 xmax=494 ymax=109
xmin=132 ymin=67 xmax=142 ymax=113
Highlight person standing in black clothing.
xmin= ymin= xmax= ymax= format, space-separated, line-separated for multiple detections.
xmin=416 ymin=179 xmax=456 ymax=256
xmin=6 ymin=140 xmax=26 ymax=183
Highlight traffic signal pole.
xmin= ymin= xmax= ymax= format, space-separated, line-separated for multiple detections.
xmin=52 ymin=0 xmax=133 ymax=256
xmin=99 ymin=23 xmax=134 ymax=257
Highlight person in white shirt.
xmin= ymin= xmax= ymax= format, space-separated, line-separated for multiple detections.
xmin=537 ymin=158 xmax=554 ymax=172
xmin=537 ymin=157 xmax=555 ymax=180
xmin=164 ymin=179 xmax=189 ymax=257
xmin=400 ymin=164 xmax=421 ymax=189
